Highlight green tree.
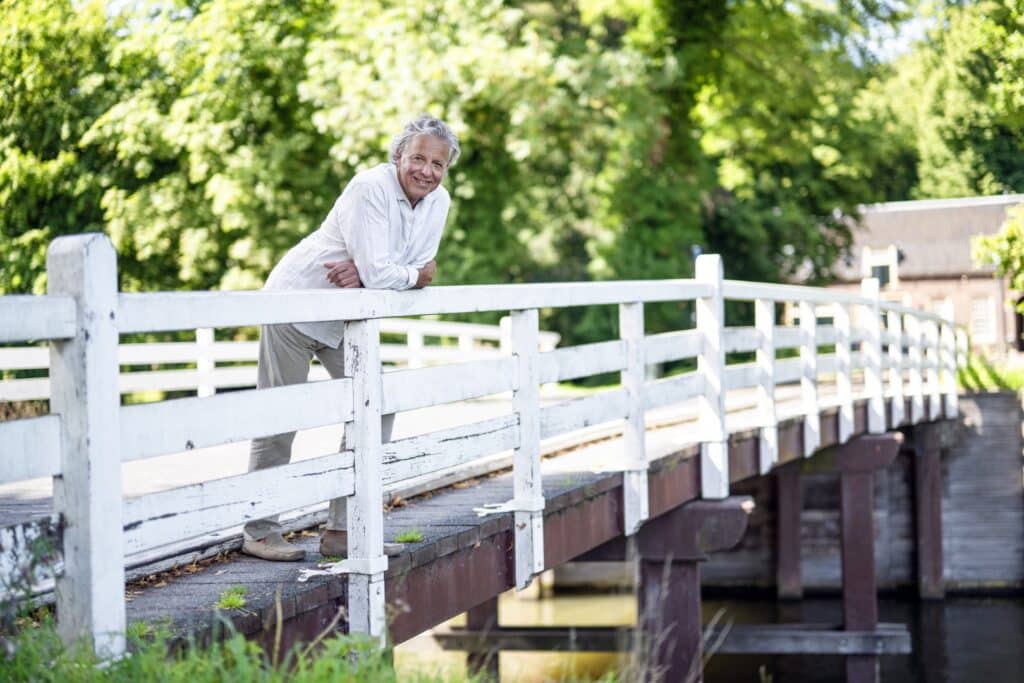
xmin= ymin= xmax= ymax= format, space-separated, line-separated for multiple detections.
xmin=0 ymin=0 xmax=940 ymax=349
xmin=84 ymin=0 xmax=337 ymax=292
xmin=0 ymin=0 xmax=126 ymax=294
xmin=973 ymin=203 xmax=1024 ymax=296
xmin=882 ymin=0 xmax=1024 ymax=199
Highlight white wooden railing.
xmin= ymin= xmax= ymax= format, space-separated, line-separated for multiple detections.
xmin=0 ymin=234 xmax=965 ymax=657
xmin=0 ymin=319 xmax=559 ymax=402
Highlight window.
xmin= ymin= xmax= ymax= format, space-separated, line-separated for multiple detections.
xmin=970 ymin=296 xmax=996 ymax=344
xmin=861 ymin=245 xmax=899 ymax=288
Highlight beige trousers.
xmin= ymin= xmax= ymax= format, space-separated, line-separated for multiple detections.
xmin=243 ymin=323 xmax=394 ymax=541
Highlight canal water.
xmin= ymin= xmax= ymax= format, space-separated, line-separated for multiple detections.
xmin=394 ymin=590 xmax=1024 ymax=681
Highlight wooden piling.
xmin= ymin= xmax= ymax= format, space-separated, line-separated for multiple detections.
xmin=775 ymin=461 xmax=803 ymax=600
xmin=836 ymin=433 xmax=901 ymax=683
xmin=634 ymin=497 xmax=750 ymax=683
xmin=912 ymin=423 xmax=946 ymax=600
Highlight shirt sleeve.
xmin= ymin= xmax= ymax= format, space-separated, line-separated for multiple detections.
xmin=342 ymin=182 xmax=419 ymax=290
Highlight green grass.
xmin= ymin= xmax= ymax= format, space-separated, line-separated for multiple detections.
xmin=215 ymin=586 xmax=247 ymax=610
xmin=319 ymin=555 xmax=343 ymax=563
xmin=0 ymin=615 xmax=426 ymax=683
xmin=0 ymin=614 xmax=628 ymax=683
xmin=958 ymin=354 xmax=1024 ymax=392
xmin=394 ymin=529 xmax=425 ymax=544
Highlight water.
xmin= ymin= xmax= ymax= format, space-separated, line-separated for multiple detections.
xmin=395 ymin=591 xmax=1024 ymax=682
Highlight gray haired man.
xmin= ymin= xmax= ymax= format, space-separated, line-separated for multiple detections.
xmin=243 ymin=115 xmax=460 ymax=561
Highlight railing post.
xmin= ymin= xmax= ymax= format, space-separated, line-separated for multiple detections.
xmin=799 ymin=300 xmax=820 ymax=456
xmin=196 ymin=327 xmax=215 ymax=397
xmin=46 ymin=233 xmax=126 ymax=658
xmin=924 ymin=318 xmax=941 ymax=420
xmin=906 ymin=314 xmax=925 ymax=424
xmin=407 ymin=330 xmax=425 ymax=369
xmin=458 ymin=332 xmax=474 ymax=355
xmin=939 ymin=302 xmax=958 ymax=418
xmin=835 ymin=301 xmax=854 ymax=442
xmin=619 ymin=302 xmax=648 ymax=534
xmin=511 ymin=309 xmax=544 ymax=590
xmin=860 ymin=278 xmax=885 ymax=433
xmin=886 ymin=308 xmax=905 ymax=428
xmin=696 ymin=254 xmax=728 ymax=498
xmin=755 ymin=299 xmax=777 ymax=474
xmin=344 ymin=319 xmax=388 ymax=643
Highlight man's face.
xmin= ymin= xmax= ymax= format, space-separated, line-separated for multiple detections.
xmin=395 ymin=134 xmax=450 ymax=206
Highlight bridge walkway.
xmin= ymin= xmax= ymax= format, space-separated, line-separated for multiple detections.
xmin=120 ymin=394 xmax=893 ymax=651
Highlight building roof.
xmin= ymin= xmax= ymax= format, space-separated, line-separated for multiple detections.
xmin=834 ymin=194 xmax=1024 ymax=281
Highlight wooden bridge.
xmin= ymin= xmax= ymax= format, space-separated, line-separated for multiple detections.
xmin=0 ymin=233 xmax=964 ymax=681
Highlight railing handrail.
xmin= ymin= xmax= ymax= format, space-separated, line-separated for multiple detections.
xmin=0 ymin=234 xmax=968 ymax=657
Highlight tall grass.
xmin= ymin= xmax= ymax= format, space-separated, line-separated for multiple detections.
xmin=0 ymin=613 xmax=424 ymax=683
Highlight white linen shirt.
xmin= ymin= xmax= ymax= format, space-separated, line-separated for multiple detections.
xmin=264 ymin=163 xmax=450 ymax=348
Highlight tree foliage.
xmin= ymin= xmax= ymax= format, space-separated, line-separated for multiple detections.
xmin=879 ymin=0 xmax=1024 ymax=199
xmin=7 ymin=0 xmax=1011 ymax=340
xmin=973 ymin=203 xmax=1024 ymax=295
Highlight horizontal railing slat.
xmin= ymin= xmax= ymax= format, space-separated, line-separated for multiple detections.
xmin=0 ymin=296 xmax=76 ymax=343
xmin=379 ymin=318 xmax=504 ymax=339
xmin=122 ymin=451 xmax=355 ymax=556
xmin=644 ymin=372 xmax=703 ymax=410
xmin=723 ymin=327 xmax=759 ymax=354
xmin=120 ymin=378 xmax=354 ymax=461
xmin=381 ymin=358 xmax=517 ymax=414
xmin=540 ymin=390 xmax=628 ymax=439
xmin=118 ymin=367 xmax=259 ymax=394
xmin=118 ymin=342 xmax=211 ymax=364
xmin=383 ymin=415 xmax=519 ymax=485
xmin=643 ymin=329 xmax=702 ymax=365
xmin=118 ymin=281 xmax=712 ymax=333
xmin=775 ymin=358 xmax=802 ymax=384
xmin=724 ymin=362 xmax=759 ymax=391
xmin=880 ymin=301 xmax=946 ymax=324
xmin=723 ymin=280 xmax=873 ymax=306
xmin=818 ymin=354 xmax=837 ymax=374
xmin=817 ymin=326 xmax=837 ymax=345
xmin=537 ymin=341 xmax=626 ymax=384
xmin=774 ymin=326 xmax=802 ymax=349
xmin=0 ymin=377 xmax=49 ymax=402
xmin=380 ymin=345 xmax=501 ymax=364
xmin=0 ymin=416 xmax=62 ymax=484
xmin=0 ymin=346 xmax=49 ymax=370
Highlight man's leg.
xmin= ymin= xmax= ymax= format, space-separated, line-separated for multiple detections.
xmin=242 ymin=323 xmax=317 ymax=561
xmin=315 ymin=343 xmax=397 ymax=557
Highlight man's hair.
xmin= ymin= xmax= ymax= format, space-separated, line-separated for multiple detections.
xmin=390 ymin=115 xmax=461 ymax=166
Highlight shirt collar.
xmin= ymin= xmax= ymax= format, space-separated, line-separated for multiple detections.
xmin=387 ymin=163 xmax=438 ymax=209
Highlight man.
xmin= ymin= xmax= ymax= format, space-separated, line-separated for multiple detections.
xmin=242 ymin=115 xmax=460 ymax=561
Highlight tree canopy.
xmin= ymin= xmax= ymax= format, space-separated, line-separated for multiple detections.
xmin=3 ymin=1 xmax=1021 ymax=339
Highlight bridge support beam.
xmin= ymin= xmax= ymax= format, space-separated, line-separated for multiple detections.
xmin=775 ymin=461 xmax=803 ymax=600
xmin=635 ymin=497 xmax=751 ymax=683
xmin=836 ymin=433 xmax=901 ymax=683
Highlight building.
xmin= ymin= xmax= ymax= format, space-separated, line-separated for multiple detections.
xmin=829 ymin=195 xmax=1024 ymax=356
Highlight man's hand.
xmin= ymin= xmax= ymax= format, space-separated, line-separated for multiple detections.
xmin=323 ymin=260 xmax=363 ymax=288
xmin=414 ymin=260 xmax=436 ymax=289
